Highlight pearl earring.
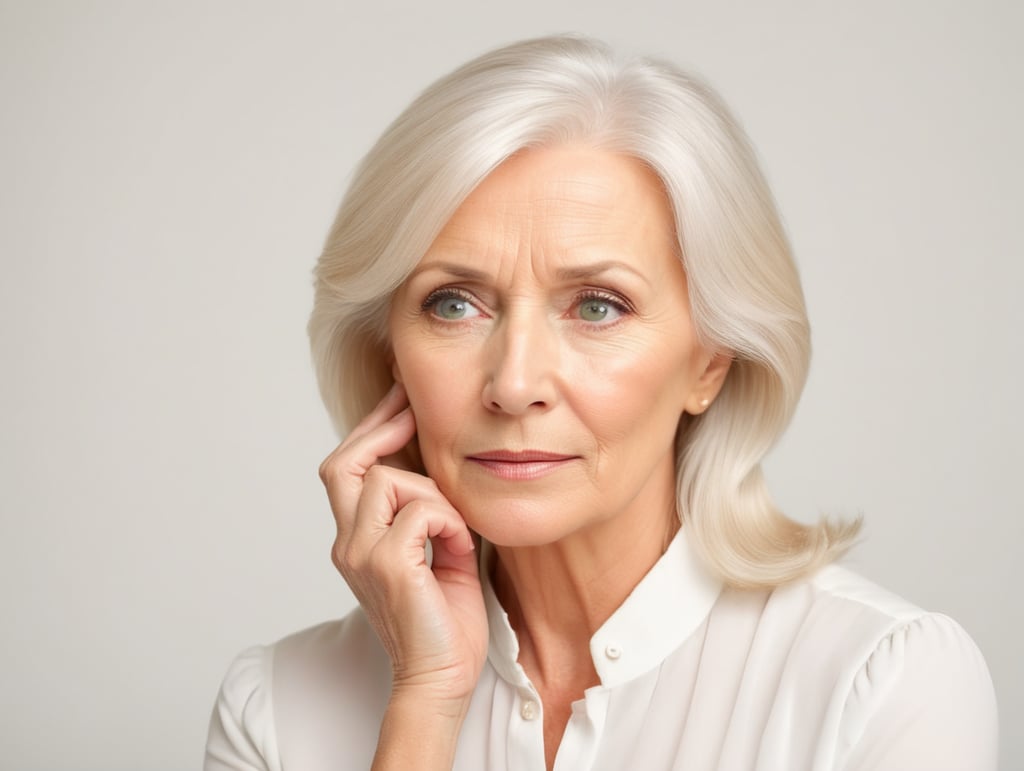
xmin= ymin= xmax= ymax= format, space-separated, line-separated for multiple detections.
xmin=700 ymin=398 xmax=710 ymax=408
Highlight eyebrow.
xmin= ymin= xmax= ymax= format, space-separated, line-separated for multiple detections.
xmin=409 ymin=259 xmax=652 ymax=286
xmin=554 ymin=260 xmax=651 ymax=286
xmin=408 ymin=262 xmax=490 ymax=281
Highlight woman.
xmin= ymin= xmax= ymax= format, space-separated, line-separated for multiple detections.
xmin=205 ymin=36 xmax=997 ymax=770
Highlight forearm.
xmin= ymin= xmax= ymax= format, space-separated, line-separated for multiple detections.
xmin=371 ymin=692 xmax=471 ymax=771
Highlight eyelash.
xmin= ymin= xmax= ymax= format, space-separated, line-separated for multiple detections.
xmin=420 ymin=287 xmax=477 ymax=314
xmin=419 ymin=287 xmax=634 ymax=325
xmin=576 ymin=290 xmax=633 ymax=319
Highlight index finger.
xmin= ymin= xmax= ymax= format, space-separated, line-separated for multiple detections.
xmin=319 ymin=404 xmax=417 ymax=517
xmin=343 ymin=382 xmax=409 ymax=444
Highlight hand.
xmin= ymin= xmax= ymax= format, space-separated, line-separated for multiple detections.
xmin=318 ymin=383 xmax=488 ymax=706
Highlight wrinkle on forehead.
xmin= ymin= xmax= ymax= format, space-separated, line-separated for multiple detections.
xmin=418 ymin=145 xmax=680 ymax=288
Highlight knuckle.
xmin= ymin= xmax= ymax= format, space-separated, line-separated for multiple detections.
xmin=402 ymin=498 xmax=430 ymax=519
xmin=330 ymin=542 xmax=343 ymax=570
xmin=363 ymin=463 xmax=387 ymax=482
xmin=341 ymin=542 xmax=365 ymax=572
xmin=331 ymin=540 xmax=347 ymax=573
xmin=332 ymin=540 xmax=364 ymax=575
xmin=318 ymin=454 xmax=340 ymax=485
xmin=362 ymin=464 xmax=392 ymax=489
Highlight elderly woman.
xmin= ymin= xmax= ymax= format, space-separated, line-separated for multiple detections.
xmin=205 ymin=36 xmax=997 ymax=770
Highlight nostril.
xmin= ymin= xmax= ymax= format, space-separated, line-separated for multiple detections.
xmin=481 ymin=349 xmax=557 ymax=414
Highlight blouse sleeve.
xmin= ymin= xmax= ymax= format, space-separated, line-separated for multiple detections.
xmin=837 ymin=612 xmax=998 ymax=771
xmin=204 ymin=645 xmax=282 ymax=771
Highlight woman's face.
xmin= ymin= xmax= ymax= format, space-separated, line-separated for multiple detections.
xmin=388 ymin=145 xmax=729 ymax=548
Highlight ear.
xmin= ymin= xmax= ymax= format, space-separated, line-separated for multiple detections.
xmin=684 ymin=351 xmax=732 ymax=415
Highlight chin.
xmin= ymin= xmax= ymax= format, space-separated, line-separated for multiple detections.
xmin=456 ymin=499 xmax=591 ymax=549
xmin=426 ymin=459 xmax=595 ymax=547
xmin=472 ymin=528 xmax=564 ymax=549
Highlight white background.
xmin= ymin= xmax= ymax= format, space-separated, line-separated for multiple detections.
xmin=1 ymin=1 xmax=1020 ymax=768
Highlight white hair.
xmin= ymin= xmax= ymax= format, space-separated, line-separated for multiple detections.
xmin=309 ymin=34 xmax=860 ymax=588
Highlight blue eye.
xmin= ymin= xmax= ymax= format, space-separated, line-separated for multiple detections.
xmin=423 ymin=289 xmax=481 ymax=320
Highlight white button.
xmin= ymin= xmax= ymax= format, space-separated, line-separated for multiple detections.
xmin=520 ymin=699 xmax=538 ymax=720
xmin=605 ymin=644 xmax=622 ymax=660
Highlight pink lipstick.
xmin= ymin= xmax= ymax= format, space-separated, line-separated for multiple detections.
xmin=466 ymin=450 xmax=578 ymax=481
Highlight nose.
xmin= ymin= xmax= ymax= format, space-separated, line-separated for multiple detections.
xmin=481 ymin=309 xmax=559 ymax=415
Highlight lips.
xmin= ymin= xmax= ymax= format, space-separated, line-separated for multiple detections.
xmin=466 ymin=450 xmax=579 ymax=480
xmin=468 ymin=450 xmax=577 ymax=462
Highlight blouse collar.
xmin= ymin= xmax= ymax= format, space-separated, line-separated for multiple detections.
xmin=480 ymin=527 xmax=724 ymax=690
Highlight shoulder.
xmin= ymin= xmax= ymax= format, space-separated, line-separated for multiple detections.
xmin=205 ymin=640 xmax=280 ymax=771
xmin=204 ymin=609 xmax=391 ymax=771
xmin=767 ymin=565 xmax=999 ymax=769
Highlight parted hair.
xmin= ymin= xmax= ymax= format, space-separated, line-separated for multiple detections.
xmin=309 ymin=34 xmax=860 ymax=588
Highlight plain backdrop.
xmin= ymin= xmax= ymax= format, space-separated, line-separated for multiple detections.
xmin=1 ymin=1 xmax=1021 ymax=768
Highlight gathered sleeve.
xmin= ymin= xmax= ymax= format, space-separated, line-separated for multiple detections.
xmin=204 ymin=645 xmax=281 ymax=771
xmin=836 ymin=613 xmax=998 ymax=770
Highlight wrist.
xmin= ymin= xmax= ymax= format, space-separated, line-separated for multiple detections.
xmin=372 ymin=690 xmax=471 ymax=771
xmin=388 ymin=684 xmax=473 ymax=723
xmin=391 ymin=662 xmax=479 ymax=706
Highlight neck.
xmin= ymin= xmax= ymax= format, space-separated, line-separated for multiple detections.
xmin=491 ymin=498 xmax=678 ymax=687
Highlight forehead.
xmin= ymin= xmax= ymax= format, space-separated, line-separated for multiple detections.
xmin=423 ymin=145 xmax=679 ymax=269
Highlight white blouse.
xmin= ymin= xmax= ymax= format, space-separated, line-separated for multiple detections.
xmin=205 ymin=531 xmax=998 ymax=770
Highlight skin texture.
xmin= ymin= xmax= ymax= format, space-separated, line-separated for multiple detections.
xmin=321 ymin=145 xmax=731 ymax=771
xmin=318 ymin=385 xmax=487 ymax=771
xmin=390 ymin=146 xmax=728 ymax=550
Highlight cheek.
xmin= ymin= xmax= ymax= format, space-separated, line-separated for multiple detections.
xmin=392 ymin=338 xmax=477 ymax=460
xmin=567 ymin=332 xmax=696 ymax=431
xmin=395 ymin=334 xmax=471 ymax=398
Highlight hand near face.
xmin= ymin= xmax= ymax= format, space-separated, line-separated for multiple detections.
xmin=318 ymin=383 xmax=488 ymax=707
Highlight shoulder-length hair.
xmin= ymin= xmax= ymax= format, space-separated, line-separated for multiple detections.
xmin=309 ymin=35 xmax=860 ymax=588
